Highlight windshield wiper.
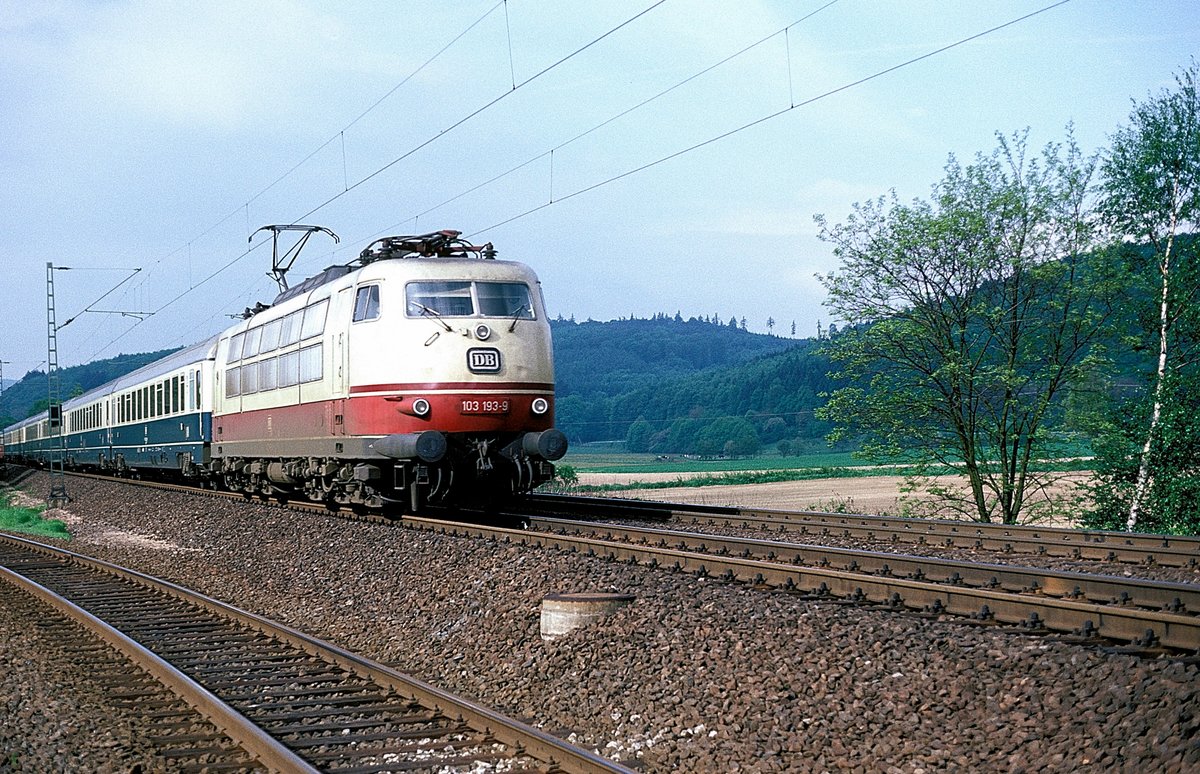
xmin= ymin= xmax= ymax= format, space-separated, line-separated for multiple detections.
xmin=508 ymin=304 xmax=529 ymax=332
xmin=411 ymin=302 xmax=452 ymax=331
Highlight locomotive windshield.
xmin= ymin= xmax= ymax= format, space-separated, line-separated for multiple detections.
xmin=406 ymin=281 xmax=534 ymax=319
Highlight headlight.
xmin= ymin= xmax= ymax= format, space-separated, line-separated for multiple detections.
xmin=474 ymin=324 xmax=492 ymax=341
xmin=412 ymin=398 xmax=431 ymax=417
xmin=531 ymin=397 xmax=549 ymax=415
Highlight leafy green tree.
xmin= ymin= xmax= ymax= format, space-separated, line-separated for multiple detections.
xmin=759 ymin=416 xmax=788 ymax=443
xmin=723 ymin=421 xmax=761 ymax=457
xmin=1089 ymin=62 xmax=1200 ymax=532
xmin=625 ymin=417 xmax=654 ymax=452
xmin=817 ymin=130 xmax=1118 ymax=523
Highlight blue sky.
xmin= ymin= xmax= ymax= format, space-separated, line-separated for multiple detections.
xmin=1 ymin=0 xmax=1197 ymax=375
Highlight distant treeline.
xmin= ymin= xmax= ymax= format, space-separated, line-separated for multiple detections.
xmin=0 ymin=348 xmax=180 ymax=428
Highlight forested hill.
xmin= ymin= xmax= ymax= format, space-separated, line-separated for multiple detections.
xmin=550 ymin=316 xmax=836 ymax=449
xmin=0 ymin=349 xmax=180 ymax=428
xmin=550 ymin=316 xmax=798 ymax=398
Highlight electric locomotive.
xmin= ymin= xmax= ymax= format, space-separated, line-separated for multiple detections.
xmin=213 ymin=230 xmax=566 ymax=509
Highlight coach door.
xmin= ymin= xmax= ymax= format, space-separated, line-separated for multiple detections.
xmin=334 ymin=287 xmax=351 ymax=395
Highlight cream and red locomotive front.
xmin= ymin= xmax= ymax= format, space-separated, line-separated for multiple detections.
xmin=1 ymin=231 xmax=567 ymax=510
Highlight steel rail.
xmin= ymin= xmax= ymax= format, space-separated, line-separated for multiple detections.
xmin=0 ymin=557 xmax=314 ymax=772
xmin=737 ymin=507 xmax=1200 ymax=552
xmin=531 ymin=516 xmax=1200 ymax=616
xmin=0 ymin=532 xmax=633 ymax=774
xmin=404 ymin=516 xmax=1200 ymax=652
xmin=523 ymin=493 xmax=1200 ymax=567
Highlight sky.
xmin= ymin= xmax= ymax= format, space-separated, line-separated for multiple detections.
xmin=1 ymin=0 xmax=1197 ymax=376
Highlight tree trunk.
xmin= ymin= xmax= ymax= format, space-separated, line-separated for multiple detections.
xmin=1128 ymin=227 xmax=1176 ymax=531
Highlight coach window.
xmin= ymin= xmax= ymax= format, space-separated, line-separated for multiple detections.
xmin=353 ymin=285 xmax=381 ymax=322
xmin=195 ymin=369 xmax=202 ymax=408
xmin=260 ymin=319 xmax=282 ymax=352
xmin=241 ymin=363 xmax=258 ymax=395
xmin=226 ymin=367 xmax=241 ymax=397
xmin=279 ymin=351 xmax=299 ymax=387
xmin=300 ymin=300 xmax=329 ymax=339
xmin=228 ymin=333 xmax=245 ymax=363
xmin=279 ymin=311 xmax=302 ymax=346
xmin=244 ymin=326 xmax=263 ymax=358
xmin=259 ymin=358 xmax=277 ymax=391
xmin=299 ymin=343 xmax=323 ymax=383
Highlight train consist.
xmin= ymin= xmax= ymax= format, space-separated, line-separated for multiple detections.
xmin=1 ymin=230 xmax=567 ymax=510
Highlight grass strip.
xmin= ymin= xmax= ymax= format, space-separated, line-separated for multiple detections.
xmin=0 ymin=489 xmax=71 ymax=540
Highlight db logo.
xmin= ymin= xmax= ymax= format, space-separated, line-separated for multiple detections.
xmin=467 ymin=348 xmax=501 ymax=373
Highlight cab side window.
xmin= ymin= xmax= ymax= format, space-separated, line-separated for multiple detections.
xmin=353 ymin=285 xmax=380 ymax=322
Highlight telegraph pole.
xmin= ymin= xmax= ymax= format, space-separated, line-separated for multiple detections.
xmin=46 ymin=263 xmax=70 ymax=507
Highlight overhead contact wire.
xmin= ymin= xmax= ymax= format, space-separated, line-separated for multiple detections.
xmin=381 ymin=0 xmax=841 ymax=237
xmin=471 ymin=0 xmax=1072 ymax=236
xmin=290 ymin=0 xmax=669 ymax=224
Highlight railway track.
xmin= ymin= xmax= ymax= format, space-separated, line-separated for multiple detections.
xmin=0 ymin=532 xmax=632 ymax=773
xmin=523 ymin=493 xmax=1200 ymax=568
xmin=405 ymin=515 xmax=1200 ymax=654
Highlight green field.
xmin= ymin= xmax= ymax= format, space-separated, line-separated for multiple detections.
xmin=557 ymin=444 xmax=1094 ymax=493
xmin=0 ymin=490 xmax=71 ymax=540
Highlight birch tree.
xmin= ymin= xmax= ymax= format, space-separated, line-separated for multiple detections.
xmin=1096 ymin=62 xmax=1200 ymax=531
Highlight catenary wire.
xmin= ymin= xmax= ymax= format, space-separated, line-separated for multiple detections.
xmin=355 ymin=0 xmax=842 ymax=246
xmin=471 ymin=0 xmax=1073 ymax=237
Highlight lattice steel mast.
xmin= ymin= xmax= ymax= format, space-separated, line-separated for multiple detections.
xmin=46 ymin=262 xmax=69 ymax=507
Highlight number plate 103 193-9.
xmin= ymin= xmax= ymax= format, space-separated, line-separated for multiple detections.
xmin=460 ymin=398 xmax=511 ymax=415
